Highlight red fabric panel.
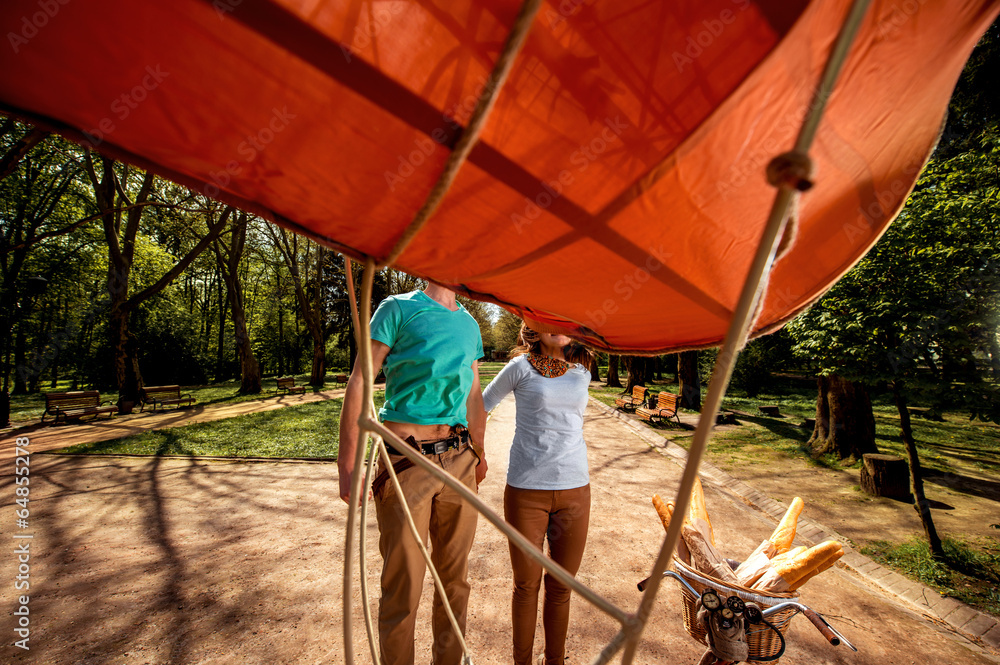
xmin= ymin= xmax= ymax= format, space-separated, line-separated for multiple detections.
xmin=0 ymin=0 xmax=996 ymax=352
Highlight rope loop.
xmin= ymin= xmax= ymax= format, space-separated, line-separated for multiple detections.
xmin=766 ymin=151 xmax=814 ymax=192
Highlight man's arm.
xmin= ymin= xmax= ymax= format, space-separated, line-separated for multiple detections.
xmin=466 ymin=360 xmax=488 ymax=486
xmin=338 ymin=340 xmax=391 ymax=504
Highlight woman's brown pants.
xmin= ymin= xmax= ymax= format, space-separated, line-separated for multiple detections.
xmin=504 ymin=483 xmax=591 ymax=665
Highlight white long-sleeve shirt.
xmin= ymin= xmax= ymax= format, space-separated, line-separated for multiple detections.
xmin=482 ymin=354 xmax=591 ymax=490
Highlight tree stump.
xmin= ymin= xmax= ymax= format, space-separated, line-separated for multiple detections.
xmin=859 ymin=454 xmax=912 ymax=501
xmin=801 ymin=417 xmax=816 ymax=430
xmin=759 ymin=405 xmax=780 ymax=417
xmin=716 ymin=413 xmax=737 ymax=425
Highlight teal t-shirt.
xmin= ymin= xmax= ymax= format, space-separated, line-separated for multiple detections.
xmin=370 ymin=291 xmax=484 ymax=426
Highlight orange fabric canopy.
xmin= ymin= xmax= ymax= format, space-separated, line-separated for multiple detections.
xmin=1 ymin=0 xmax=996 ymax=352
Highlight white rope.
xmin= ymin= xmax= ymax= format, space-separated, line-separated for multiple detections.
xmin=344 ymin=257 xmax=382 ymax=665
xmin=618 ymin=2 xmax=873 ymax=663
xmin=380 ymin=0 xmax=543 ymax=268
xmin=342 ymin=258 xmax=376 ymax=665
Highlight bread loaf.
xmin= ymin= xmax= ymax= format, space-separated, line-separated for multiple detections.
xmin=735 ymin=540 xmax=778 ymax=586
xmin=651 ymin=494 xmax=691 ymax=563
xmin=773 ymin=540 xmax=842 ymax=587
xmin=651 ymin=494 xmax=673 ymax=532
xmin=788 ymin=543 xmax=844 ymax=590
xmin=768 ymin=497 xmax=803 ymax=553
xmin=751 ymin=540 xmax=843 ymax=593
xmin=687 ymin=476 xmax=715 ymax=547
xmin=682 ymin=520 xmax=740 ymax=586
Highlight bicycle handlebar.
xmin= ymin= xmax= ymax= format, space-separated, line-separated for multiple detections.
xmin=802 ymin=607 xmax=839 ymax=646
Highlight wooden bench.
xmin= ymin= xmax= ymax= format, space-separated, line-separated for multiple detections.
xmin=759 ymin=405 xmax=781 ymax=417
xmin=140 ymin=385 xmax=195 ymax=413
xmin=334 ymin=374 xmax=348 ymax=385
xmin=275 ymin=377 xmax=306 ymax=395
xmin=615 ymin=385 xmax=647 ymax=412
xmin=42 ymin=391 xmax=117 ymax=424
xmin=637 ymin=391 xmax=682 ymax=426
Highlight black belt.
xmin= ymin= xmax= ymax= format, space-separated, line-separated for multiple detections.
xmin=386 ymin=427 xmax=470 ymax=456
xmin=373 ymin=427 xmax=470 ymax=498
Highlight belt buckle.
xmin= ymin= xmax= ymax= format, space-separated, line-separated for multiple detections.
xmin=430 ymin=439 xmax=451 ymax=455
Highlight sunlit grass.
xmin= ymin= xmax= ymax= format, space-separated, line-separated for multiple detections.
xmin=862 ymin=537 xmax=1000 ymax=617
xmin=54 ymin=398 xmax=345 ymax=458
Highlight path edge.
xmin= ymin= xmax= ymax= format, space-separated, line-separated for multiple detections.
xmin=589 ymin=396 xmax=1000 ymax=661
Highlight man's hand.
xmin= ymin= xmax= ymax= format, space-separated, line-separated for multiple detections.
xmin=475 ymin=454 xmax=488 ymax=486
xmin=339 ymin=467 xmax=370 ymax=506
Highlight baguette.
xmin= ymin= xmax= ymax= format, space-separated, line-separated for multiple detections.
xmin=687 ymin=476 xmax=715 ymax=547
xmin=769 ymin=497 xmax=804 ymax=553
xmin=651 ymin=494 xmax=673 ymax=532
xmin=752 ymin=541 xmax=843 ymax=593
xmin=773 ymin=540 xmax=842 ymax=588
xmin=682 ymin=520 xmax=740 ymax=586
xmin=735 ymin=540 xmax=778 ymax=586
xmin=788 ymin=544 xmax=844 ymax=590
xmin=651 ymin=494 xmax=691 ymax=563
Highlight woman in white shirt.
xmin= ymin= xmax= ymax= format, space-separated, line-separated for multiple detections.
xmin=482 ymin=323 xmax=594 ymax=665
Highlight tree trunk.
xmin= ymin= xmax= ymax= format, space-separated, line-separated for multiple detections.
xmin=606 ymin=354 xmax=622 ymax=388
xmin=589 ymin=355 xmax=600 ymax=382
xmin=213 ymin=210 xmax=262 ymax=394
xmin=109 ymin=307 xmax=143 ymax=410
xmin=623 ymin=356 xmax=646 ymax=393
xmin=894 ymin=380 xmax=944 ymax=557
xmin=12 ymin=324 xmax=27 ymax=394
xmin=808 ymin=375 xmax=878 ymax=461
xmin=859 ymin=454 xmax=911 ymax=500
xmin=678 ymin=350 xmax=701 ymax=411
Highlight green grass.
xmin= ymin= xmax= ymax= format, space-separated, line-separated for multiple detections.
xmin=54 ymin=398 xmax=345 ymax=458
xmin=861 ymin=537 xmax=1000 ymax=616
xmin=8 ymin=372 xmax=352 ymax=426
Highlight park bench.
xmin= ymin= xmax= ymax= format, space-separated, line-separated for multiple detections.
xmin=615 ymin=385 xmax=647 ymax=412
xmin=140 ymin=385 xmax=195 ymax=413
xmin=41 ymin=391 xmax=117 ymax=424
xmin=335 ymin=374 xmax=348 ymax=385
xmin=636 ymin=391 xmax=682 ymax=426
xmin=275 ymin=377 xmax=306 ymax=395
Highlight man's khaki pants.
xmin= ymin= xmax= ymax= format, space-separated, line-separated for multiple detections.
xmin=374 ymin=445 xmax=479 ymax=665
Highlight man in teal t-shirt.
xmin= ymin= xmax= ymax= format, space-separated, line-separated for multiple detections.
xmin=339 ymin=284 xmax=486 ymax=665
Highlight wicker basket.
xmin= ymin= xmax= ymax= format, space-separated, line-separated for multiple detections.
xmin=671 ymin=558 xmax=800 ymax=664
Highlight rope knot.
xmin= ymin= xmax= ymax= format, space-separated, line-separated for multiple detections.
xmin=766 ymin=151 xmax=814 ymax=191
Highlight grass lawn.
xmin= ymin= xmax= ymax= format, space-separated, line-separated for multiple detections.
xmin=46 ymin=360 xmax=508 ymax=458
xmin=56 ymin=398 xmax=346 ymax=458
xmin=589 ymin=373 xmax=1000 ymax=617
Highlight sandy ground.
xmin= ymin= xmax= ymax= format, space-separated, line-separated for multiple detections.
xmin=0 ymin=397 xmax=993 ymax=664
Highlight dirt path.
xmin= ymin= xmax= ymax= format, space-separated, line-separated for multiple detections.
xmin=0 ymin=397 xmax=993 ymax=664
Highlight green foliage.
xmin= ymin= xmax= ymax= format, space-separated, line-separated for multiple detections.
xmin=492 ymin=309 xmax=522 ymax=355
xmin=787 ymin=130 xmax=1000 ymax=420
xmin=861 ymin=537 xmax=1000 ymax=616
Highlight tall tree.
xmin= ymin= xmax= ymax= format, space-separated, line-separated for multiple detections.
xmin=678 ymin=350 xmax=701 ymax=411
xmin=621 ymin=356 xmax=647 ymax=393
xmin=0 ymin=128 xmax=92 ymax=426
xmin=212 ymin=207 xmax=261 ymax=393
xmin=85 ymin=154 xmax=227 ymax=408
xmin=787 ymin=28 xmax=1000 ymax=554
xmin=267 ymin=226 xmax=328 ymax=386
xmin=605 ymin=354 xmax=622 ymax=388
